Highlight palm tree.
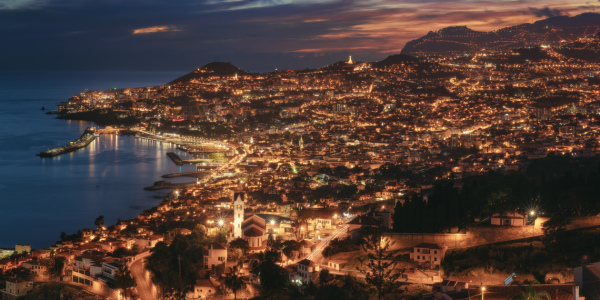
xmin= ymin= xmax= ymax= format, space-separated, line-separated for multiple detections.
xmin=508 ymin=281 xmax=551 ymax=300
xmin=224 ymin=268 xmax=246 ymax=300
xmin=114 ymin=264 xmax=136 ymax=300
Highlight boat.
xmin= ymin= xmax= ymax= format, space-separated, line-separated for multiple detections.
xmin=37 ymin=127 xmax=97 ymax=158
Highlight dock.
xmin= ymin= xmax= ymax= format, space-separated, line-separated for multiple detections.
xmin=37 ymin=127 xmax=97 ymax=158
xmin=166 ymin=152 xmax=184 ymax=166
xmin=166 ymin=152 xmax=225 ymax=167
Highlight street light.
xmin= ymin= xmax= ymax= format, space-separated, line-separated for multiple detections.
xmin=530 ymin=210 xmax=536 ymax=241
xmin=481 ymin=287 xmax=486 ymax=300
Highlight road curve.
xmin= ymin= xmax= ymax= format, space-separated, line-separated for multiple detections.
xmin=130 ymin=252 xmax=155 ymax=300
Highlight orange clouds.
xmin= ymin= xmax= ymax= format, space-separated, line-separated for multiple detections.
xmin=132 ymin=25 xmax=180 ymax=35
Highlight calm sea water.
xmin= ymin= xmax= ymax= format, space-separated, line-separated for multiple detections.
xmin=0 ymin=70 xmax=197 ymax=249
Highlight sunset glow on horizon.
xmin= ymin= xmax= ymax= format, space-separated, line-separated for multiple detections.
xmin=0 ymin=0 xmax=598 ymax=70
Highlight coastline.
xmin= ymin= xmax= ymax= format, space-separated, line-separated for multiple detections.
xmin=28 ymin=125 xmax=211 ymax=248
xmin=0 ymin=69 xmax=191 ymax=249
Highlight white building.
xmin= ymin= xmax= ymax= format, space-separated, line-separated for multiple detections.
xmin=410 ymin=243 xmax=447 ymax=266
xmin=190 ymin=278 xmax=221 ymax=299
xmin=296 ymin=259 xmax=319 ymax=286
xmin=233 ymin=193 xmax=245 ymax=239
xmin=204 ymin=243 xmax=227 ymax=269
xmin=491 ymin=211 xmax=526 ymax=226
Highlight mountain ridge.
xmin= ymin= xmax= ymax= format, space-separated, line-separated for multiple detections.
xmin=401 ymin=12 xmax=600 ymax=56
xmin=169 ymin=62 xmax=246 ymax=84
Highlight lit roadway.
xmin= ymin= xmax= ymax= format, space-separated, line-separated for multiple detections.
xmin=129 ymin=251 xmax=155 ymax=300
xmin=306 ymin=224 xmax=349 ymax=261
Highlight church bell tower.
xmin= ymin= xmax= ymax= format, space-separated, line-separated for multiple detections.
xmin=233 ymin=193 xmax=244 ymax=238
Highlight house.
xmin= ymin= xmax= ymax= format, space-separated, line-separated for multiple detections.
xmin=100 ymin=240 xmax=125 ymax=252
xmin=298 ymin=240 xmax=314 ymax=257
xmin=574 ymin=258 xmax=600 ymax=300
xmin=347 ymin=215 xmax=381 ymax=232
xmin=15 ymin=245 xmax=31 ymax=254
xmin=134 ymin=235 xmax=164 ymax=249
xmin=1 ymin=279 xmax=32 ymax=299
xmin=435 ymin=279 xmax=469 ymax=292
xmin=372 ymin=211 xmax=392 ymax=229
xmin=295 ymin=259 xmax=319 ymax=286
xmin=102 ymin=261 xmax=122 ymax=280
xmin=327 ymin=259 xmax=347 ymax=271
xmin=31 ymin=249 xmax=51 ymax=260
xmin=0 ymin=259 xmax=14 ymax=272
xmin=204 ymin=243 xmax=227 ymax=269
xmin=490 ymin=211 xmax=525 ymax=226
xmin=190 ymin=278 xmax=221 ymax=299
xmin=410 ymin=243 xmax=447 ymax=266
xmin=22 ymin=260 xmax=51 ymax=279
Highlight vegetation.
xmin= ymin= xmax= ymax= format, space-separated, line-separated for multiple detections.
xmin=15 ymin=283 xmax=98 ymax=300
xmin=228 ymin=238 xmax=249 ymax=261
xmin=111 ymin=246 xmax=140 ymax=258
xmin=391 ymin=156 xmax=600 ymax=233
xmin=146 ymin=234 xmax=205 ymax=299
xmin=94 ymin=215 xmax=105 ymax=228
xmin=316 ymin=270 xmax=369 ymax=300
xmin=223 ymin=269 xmax=246 ymax=300
xmin=359 ymin=228 xmax=403 ymax=300
xmin=508 ymin=281 xmax=551 ymax=300
xmin=281 ymin=240 xmax=301 ymax=259
xmin=59 ymin=230 xmax=82 ymax=243
xmin=249 ymin=245 xmax=289 ymax=298
xmin=113 ymin=264 xmax=136 ymax=299
xmin=441 ymin=227 xmax=600 ymax=279
xmin=48 ymin=256 xmax=66 ymax=278
xmin=322 ymin=236 xmax=361 ymax=258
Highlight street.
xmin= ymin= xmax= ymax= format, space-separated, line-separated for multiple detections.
xmin=130 ymin=252 xmax=155 ymax=300
xmin=307 ymin=224 xmax=349 ymax=261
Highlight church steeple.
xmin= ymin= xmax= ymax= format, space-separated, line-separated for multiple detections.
xmin=233 ymin=193 xmax=244 ymax=238
xmin=348 ymin=55 xmax=353 ymax=64
xmin=299 ymin=136 xmax=304 ymax=150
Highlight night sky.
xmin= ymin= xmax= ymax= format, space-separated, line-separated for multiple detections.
xmin=1 ymin=0 xmax=596 ymax=72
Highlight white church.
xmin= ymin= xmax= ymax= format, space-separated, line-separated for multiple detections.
xmin=232 ymin=192 xmax=295 ymax=253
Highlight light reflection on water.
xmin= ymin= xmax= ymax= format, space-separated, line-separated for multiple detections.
xmin=0 ymin=131 xmax=198 ymax=248
xmin=0 ymin=69 xmax=192 ymax=249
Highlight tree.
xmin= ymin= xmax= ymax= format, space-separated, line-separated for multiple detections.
xmin=114 ymin=264 xmax=137 ymax=299
xmin=257 ymin=247 xmax=287 ymax=294
xmin=359 ymin=227 xmax=402 ymax=300
xmin=224 ymin=268 xmax=247 ymax=300
xmin=146 ymin=235 xmax=205 ymax=299
xmin=316 ymin=271 xmax=368 ymax=300
xmin=192 ymin=224 xmax=207 ymax=238
xmin=15 ymin=282 xmax=98 ymax=300
xmin=229 ymin=238 xmax=249 ymax=260
xmin=94 ymin=215 xmax=105 ymax=228
xmin=48 ymin=256 xmax=66 ymax=279
xmin=508 ymin=281 xmax=551 ymax=300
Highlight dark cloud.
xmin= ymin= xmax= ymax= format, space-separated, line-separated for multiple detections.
xmin=418 ymin=14 xmax=438 ymax=19
xmin=0 ymin=0 xmax=592 ymax=71
xmin=528 ymin=7 xmax=564 ymax=18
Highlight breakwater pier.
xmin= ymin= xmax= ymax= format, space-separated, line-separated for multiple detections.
xmin=37 ymin=127 xmax=97 ymax=158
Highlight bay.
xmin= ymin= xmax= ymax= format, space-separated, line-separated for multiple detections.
xmin=0 ymin=70 xmax=196 ymax=249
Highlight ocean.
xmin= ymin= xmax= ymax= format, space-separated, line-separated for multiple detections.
xmin=0 ymin=70 xmax=196 ymax=249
